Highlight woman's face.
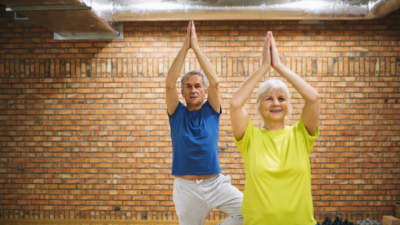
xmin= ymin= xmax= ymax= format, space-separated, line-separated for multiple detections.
xmin=259 ymin=90 xmax=288 ymax=123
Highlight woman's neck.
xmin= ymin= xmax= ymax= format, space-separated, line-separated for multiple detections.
xmin=263 ymin=120 xmax=285 ymax=131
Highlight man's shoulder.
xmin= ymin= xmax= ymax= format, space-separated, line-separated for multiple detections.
xmin=168 ymin=101 xmax=185 ymax=118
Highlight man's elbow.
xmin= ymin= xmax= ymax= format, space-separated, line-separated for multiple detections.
xmin=166 ymin=83 xmax=176 ymax=90
xmin=209 ymin=81 xmax=219 ymax=88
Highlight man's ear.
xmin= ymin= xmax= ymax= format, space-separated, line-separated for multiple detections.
xmin=205 ymin=88 xmax=208 ymax=95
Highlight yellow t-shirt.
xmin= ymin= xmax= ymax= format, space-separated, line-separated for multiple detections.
xmin=234 ymin=116 xmax=319 ymax=225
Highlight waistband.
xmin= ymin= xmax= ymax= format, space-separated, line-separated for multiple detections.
xmin=174 ymin=173 xmax=221 ymax=185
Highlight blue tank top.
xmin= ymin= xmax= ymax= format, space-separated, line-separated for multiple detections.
xmin=168 ymin=101 xmax=222 ymax=175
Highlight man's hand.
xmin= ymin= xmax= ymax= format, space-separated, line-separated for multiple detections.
xmin=182 ymin=21 xmax=191 ymax=51
xmin=190 ymin=21 xmax=200 ymax=50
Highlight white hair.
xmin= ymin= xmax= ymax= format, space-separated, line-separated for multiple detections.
xmin=256 ymin=78 xmax=292 ymax=121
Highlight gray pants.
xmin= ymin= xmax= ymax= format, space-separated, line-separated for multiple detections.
xmin=173 ymin=174 xmax=244 ymax=225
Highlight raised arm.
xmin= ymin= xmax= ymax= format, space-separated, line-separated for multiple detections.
xmin=230 ymin=32 xmax=272 ymax=141
xmin=190 ymin=21 xmax=220 ymax=112
xmin=270 ymin=33 xmax=320 ymax=135
xmin=166 ymin=22 xmax=191 ymax=115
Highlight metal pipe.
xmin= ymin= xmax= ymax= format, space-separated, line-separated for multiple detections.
xmin=5 ymin=6 xmax=92 ymax=11
xmin=84 ymin=0 xmax=400 ymax=21
xmin=367 ymin=0 xmax=400 ymax=18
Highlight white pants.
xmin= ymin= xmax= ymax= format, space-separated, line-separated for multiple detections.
xmin=173 ymin=174 xmax=244 ymax=225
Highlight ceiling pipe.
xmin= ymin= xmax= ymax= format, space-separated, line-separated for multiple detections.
xmin=0 ymin=0 xmax=119 ymax=37
xmin=84 ymin=0 xmax=400 ymax=22
xmin=367 ymin=0 xmax=400 ymax=18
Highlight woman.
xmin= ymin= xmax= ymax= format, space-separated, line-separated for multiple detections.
xmin=230 ymin=31 xmax=320 ymax=225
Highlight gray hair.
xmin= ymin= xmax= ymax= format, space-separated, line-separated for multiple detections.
xmin=180 ymin=70 xmax=209 ymax=90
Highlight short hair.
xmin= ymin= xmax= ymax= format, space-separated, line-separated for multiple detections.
xmin=180 ymin=70 xmax=209 ymax=90
xmin=256 ymin=78 xmax=292 ymax=121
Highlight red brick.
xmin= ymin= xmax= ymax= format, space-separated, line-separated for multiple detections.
xmin=0 ymin=11 xmax=399 ymax=221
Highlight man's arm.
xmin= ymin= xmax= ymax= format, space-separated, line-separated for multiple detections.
xmin=166 ymin=22 xmax=191 ymax=115
xmin=190 ymin=21 xmax=220 ymax=112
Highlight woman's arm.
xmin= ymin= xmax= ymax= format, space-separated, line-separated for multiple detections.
xmin=270 ymin=33 xmax=320 ymax=135
xmin=166 ymin=22 xmax=191 ymax=115
xmin=230 ymin=32 xmax=272 ymax=140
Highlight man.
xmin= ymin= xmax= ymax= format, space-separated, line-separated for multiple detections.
xmin=165 ymin=21 xmax=244 ymax=225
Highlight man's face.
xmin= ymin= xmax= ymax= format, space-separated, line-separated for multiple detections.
xmin=181 ymin=74 xmax=208 ymax=108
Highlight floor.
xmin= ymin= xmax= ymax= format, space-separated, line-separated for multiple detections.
xmin=0 ymin=219 xmax=221 ymax=225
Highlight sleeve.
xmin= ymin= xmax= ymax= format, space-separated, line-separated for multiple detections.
xmin=233 ymin=117 xmax=254 ymax=155
xmin=204 ymin=100 xmax=222 ymax=117
xmin=168 ymin=101 xmax=184 ymax=118
xmin=168 ymin=101 xmax=184 ymax=131
xmin=293 ymin=116 xmax=319 ymax=155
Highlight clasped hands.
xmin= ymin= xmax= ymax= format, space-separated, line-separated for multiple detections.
xmin=261 ymin=31 xmax=283 ymax=70
xmin=182 ymin=20 xmax=199 ymax=52
xmin=181 ymin=21 xmax=282 ymax=70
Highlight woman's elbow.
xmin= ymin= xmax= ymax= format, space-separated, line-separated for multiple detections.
xmin=229 ymin=99 xmax=241 ymax=109
xmin=308 ymin=91 xmax=320 ymax=103
xmin=313 ymin=92 xmax=320 ymax=102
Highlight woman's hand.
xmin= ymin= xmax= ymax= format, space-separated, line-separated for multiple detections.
xmin=190 ymin=20 xmax=200 ymax=50
xmin=261 ymin=31 xmax=272 ymax=68
xmin=182 ymin=21 xmax=191 ymax=51
xmin=270 ymin=32 xmax=283 ymax=69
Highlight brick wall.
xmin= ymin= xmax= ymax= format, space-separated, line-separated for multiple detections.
xmin=0 ymin=6 xmax=399 ymax=222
